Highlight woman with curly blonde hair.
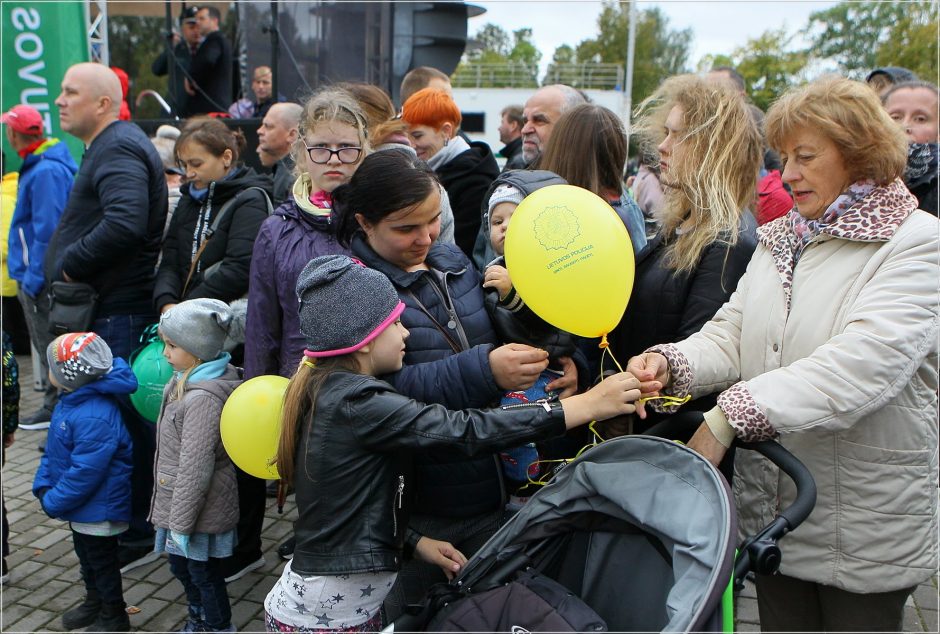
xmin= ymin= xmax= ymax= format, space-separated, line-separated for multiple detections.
xmin=608 ymin=74 xmax=763 ymax=441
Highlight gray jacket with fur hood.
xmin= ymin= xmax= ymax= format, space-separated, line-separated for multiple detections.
xmin=149 ymin=365 xmax=241 ymax=535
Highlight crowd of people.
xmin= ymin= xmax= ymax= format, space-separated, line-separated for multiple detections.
xmin=0 ymin=35 xmax=937 ymax=634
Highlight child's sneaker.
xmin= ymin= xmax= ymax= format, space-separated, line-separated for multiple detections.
xmin=179 ymin=605 xmax=206 ymax=633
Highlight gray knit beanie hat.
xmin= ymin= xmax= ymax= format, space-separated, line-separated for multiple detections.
xmin=297 ymin=255 xmax=405 ymax=358
xmin=159 ymin=298 xmax=232 ymax=361
xmin=47 ymin=332 xmax=113 ymax=391
xmin=485 ymin=184 xmax=525 ymax=233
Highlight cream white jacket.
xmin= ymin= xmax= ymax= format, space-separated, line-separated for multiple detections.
xmin=657 ymin=180 xmax=939 ymax=593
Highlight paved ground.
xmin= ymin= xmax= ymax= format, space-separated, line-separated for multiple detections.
xmin=1 ymin=353 xmax=937 ymax=632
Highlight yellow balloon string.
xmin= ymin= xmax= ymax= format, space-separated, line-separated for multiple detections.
xmin=520 ymin=335 xmax=694 ymax=491
xmin=597 ymin=333 xmax=624 ymax=379
xmin=524 ymin=421 xmax=609 ymax=488
xmin=637 ymin=394 xmax=693 ymax=407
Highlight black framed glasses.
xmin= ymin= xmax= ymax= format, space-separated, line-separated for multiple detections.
xmin=304 ymin=145 xmax=363 ymax=164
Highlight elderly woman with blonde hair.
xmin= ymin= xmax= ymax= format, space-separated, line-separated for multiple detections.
xmin=629 ymin=76 xmax=939 ymax=631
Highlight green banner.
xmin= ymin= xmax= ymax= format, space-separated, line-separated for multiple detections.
xmin=2 ymin=2 xmax=89 ymax=170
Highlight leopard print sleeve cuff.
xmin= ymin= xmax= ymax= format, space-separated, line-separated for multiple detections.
xmin=717 ymin=381 xmax=777 ymax=442
xmin=646 ymin=343 xmax=693 ymax=413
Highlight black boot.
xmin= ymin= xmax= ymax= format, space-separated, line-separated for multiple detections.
xmin=85 ymin=601 xmax=130 ymax=632
xmin=62 ymin=592 xmax=101 ymax=630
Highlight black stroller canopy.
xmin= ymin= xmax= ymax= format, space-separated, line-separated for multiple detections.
xmin=458 ymin=436 xmax=737 ymax=633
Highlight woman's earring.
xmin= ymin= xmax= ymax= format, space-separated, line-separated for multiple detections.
xmin=443 ymin=137 xmax=449 ymax=147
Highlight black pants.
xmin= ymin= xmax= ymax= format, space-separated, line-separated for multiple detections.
xmin=71 ymin=531 xmax=125 ymax=605
xmin=168 ymin=554 xmax=231 ymax=630
xmin=231 ymin=465 xmax=266 ymax=561
xmin=755 ymin=572 xmax=915 ymax=632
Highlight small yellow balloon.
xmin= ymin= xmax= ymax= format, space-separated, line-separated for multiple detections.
xmin=504 ymin=185 xmax=635 ymax=338
xmin=221 ymin=375 xmax=288 ymax=480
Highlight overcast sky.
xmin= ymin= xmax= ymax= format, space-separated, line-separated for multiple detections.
xmin=471 ymin=0 xmax=838 ymax=74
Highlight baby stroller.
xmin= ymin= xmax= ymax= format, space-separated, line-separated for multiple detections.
xmin=387 ymin=429 xmax=816 ymax=633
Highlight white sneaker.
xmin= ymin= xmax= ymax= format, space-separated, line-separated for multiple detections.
xmin=19 ymin=407 xmax=53 ymax=430
xmin=19 ymin=420 xmax=51 ymax=431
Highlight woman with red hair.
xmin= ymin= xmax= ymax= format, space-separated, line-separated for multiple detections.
xmin=402 ymin=88 xmax=498 ymax=259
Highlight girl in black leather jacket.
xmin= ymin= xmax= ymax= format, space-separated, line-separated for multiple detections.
xmin=263 ymin=254 xmax=648 ymax=632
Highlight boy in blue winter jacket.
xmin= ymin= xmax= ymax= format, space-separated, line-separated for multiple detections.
xmin=32 ymin=332 xmax=135 ymax=632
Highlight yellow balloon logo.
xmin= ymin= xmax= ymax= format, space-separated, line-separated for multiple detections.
xmin=504 ymin=185 xmax=635 ymax=338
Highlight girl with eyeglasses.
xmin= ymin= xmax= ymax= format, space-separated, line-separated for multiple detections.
xmin=239 ymin=88 xmax=370 ymax=573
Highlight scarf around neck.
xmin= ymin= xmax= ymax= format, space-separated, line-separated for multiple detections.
xmin=427 ymin=135 xmax=471 ymax=171
xmin=905 ymin=142 xmax=939 ymax=188
xmin=177 ymin=352 xmax=231 ymax=383
xmin=291 ymin=172 xmax=333 ymax=217
xmin=188 ymin=167 xmax=239 ymax=202
xmin=789 ymin=180 xmax=876 ymax=263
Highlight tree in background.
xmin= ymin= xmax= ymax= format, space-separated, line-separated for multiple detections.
xmin=454 ymin=23 xmax=540 ymax=87
xmin=698 ymin=28 xmax=808 ymax=112
xmin=469 ymin=23 xmax=511 ymax=62
xmin=570 ymin=2 xmax=691 ymax=102
xmin=872 ymin=4 xmax=938 ymax=81
xmin=805 ymin=0 xmax=938 ymax=80
xmin=551 ymin=44 xmax=576 ymax=66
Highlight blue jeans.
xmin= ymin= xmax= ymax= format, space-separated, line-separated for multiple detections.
xmin=92 ymin=313 xmax=156 ymax=543
xmin=168 ymin=554 xmax=232 ymax=630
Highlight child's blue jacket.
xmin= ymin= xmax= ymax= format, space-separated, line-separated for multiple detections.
xmin=33 ymin=359 xmax=136 ymax=523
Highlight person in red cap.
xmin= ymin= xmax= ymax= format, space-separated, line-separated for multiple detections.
xmin=2 ymin=104 xmax=77 ymax=429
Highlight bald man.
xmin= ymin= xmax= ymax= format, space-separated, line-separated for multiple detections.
xmin=46 ymin=62 xmax=168 ymax=576
xmin=257 ymin=101 xmax=302 ymax=203
xmin=520 ymin=84 xmax=586 ymax=165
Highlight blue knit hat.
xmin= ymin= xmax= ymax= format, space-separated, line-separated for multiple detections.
xmin=297 ymin=255 xmax=405 ymax=358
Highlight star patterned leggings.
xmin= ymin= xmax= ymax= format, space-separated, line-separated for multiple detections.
xmin=264 ymin=610 xmax=383 ymax=632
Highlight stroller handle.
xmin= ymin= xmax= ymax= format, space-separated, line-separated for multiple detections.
xmin=732 ymin=439 xmax=817 ymax=586
xmin=737 ymin=440 xmax=817 ymax=531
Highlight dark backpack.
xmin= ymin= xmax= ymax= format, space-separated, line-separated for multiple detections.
xmin=426 ymin=568 xmax=608 ymax=633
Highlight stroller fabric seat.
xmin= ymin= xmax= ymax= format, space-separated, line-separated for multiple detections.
xmin=427 ymin=568 xmax=608 ymax=632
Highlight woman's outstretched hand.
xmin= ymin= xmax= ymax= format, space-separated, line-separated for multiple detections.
xmin=560 ymin=372 xmax=659 ymax=429
xmin=626 ymin=353 xmax=670 ymax=419
xmin=415 ymin=537 xmax=468 ymax=580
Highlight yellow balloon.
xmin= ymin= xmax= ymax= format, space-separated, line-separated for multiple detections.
xmin=221 ymin=375 xmax=288 ymax=480
xmin=504 ymin=185 xmax=635 ymax=338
